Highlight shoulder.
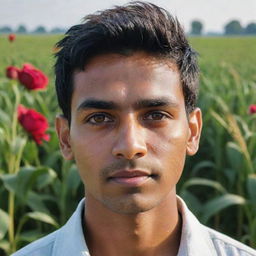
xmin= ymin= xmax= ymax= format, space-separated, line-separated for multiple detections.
xmin=11 ymin=198 xmax=87 ymax=256
xmin=206 ymin=226 xmax=256 ymax=256
xmin=176 ymin=195 xmax=256 ymax=256
xmin=11 ymin=231 xmax=58 ymax=256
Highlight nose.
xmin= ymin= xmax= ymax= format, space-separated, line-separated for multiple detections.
xmin=112 ymin=117 xmax=147 ymax=160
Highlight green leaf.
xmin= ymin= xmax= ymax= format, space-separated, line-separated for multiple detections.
xmin=179 ymin=190 xmax=202 ymax=216
xmin=0 ymin=127 xmax=8 ymax=145
xmin=236 ymin=115 xmax=253 ymax=140
xmin=0 ymin=209 xmax=9 ymax=240
xmin=52 ymin=179 xmax=62 ymax=198
xmin=27 ymin=211 xmax=59 ymax=227
xmin=226 ymin=142 xmax=243 ymax=171
xmin=211 ymin=110 xmax=229 ymax=130
xmin=182 ymin=178 xmax=227 ymax=194
xmin=19 ymin=230 xmax=45 ymax=243
xmin=191 ymin=161 xmax=216 ymax=176
xmin=43 ymin=150 xmax=62 ymax=167
xmin=1 ymin=166 xmax=57 ymax=199
xmin=24 ymin=90 xmax=35 ymax=105
xmin=0 ymin=239 xmax=9 ymax=252
xmin=36 ymin=168 xmax=57 ymax=189
xmin=66 ymin=164 xmax=81 ymax=195
xmin=223 ymin=168 xmax=237 ymax=187
xmin=0 ymin=127 xmax=4 ymax=138
xmin=0 ymin=109 xmax=11 ymax=126
xmin=247 ymin=174 xmax=256 ymax=205
xmin=22 ymin=141 xmax=39 ymax=164
xmin=27 ymin=191 xmax=50 ymax=214
xmin=251 ymin=218 xmax=256 ymax=247
xmin=1 ymin=173 xmax=17 ymax=193
xmin=10 ymin=136 xmax=27 ymax=155
xmin=201 ymin=194 xmax=246 ymax=224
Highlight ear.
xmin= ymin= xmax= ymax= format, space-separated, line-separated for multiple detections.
xmin=186 ymin=108 xmax=203 ymax=156
xmin=55 ymin=115 xmax=74 ymax=160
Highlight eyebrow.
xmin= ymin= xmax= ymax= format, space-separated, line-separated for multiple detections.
xmin=77 ymin=99 xmax=117 ymax=112
xmin=77 ymin=97 xmax=179 ymax=112
xmin=133 ymin=98 xmax=179 ymax=109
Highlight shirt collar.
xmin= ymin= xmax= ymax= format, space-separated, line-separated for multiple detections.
xmin=52 ymin=197 xmax=217 ymax=256
xmin=177 ymin=196 xmax=217 ymax=256
xmin=53 ymin=198 xmax=90 ymax=256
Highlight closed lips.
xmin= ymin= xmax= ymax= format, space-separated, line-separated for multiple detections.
xmin=109 ymin=170 xmax=151 ymax=179
xmin=107 ymin=170 xmax=159 ymax=186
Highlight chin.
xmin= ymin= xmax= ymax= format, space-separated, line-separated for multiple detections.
xmin=101 ymin=194 xmax=161 ymax=215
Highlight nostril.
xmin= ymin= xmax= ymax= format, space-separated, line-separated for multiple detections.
xmin=135 ymin=152 xmax=145 ymax=158
xmin=113 ymin=151 xmax=146 ymax=160
xmin=116 ymin=153 xmax=124 ymax=159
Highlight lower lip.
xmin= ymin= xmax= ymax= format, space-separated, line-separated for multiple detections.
xmin=109 ymin=176 xmax=150 ymax=186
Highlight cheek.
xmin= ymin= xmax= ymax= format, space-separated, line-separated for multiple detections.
xmin=70 ymin=129 xmax=106 ymax=184
xmin=149 ymin=121 xmax=189 ymax=152
xmin=71 ymin=126 xmax=108 ymax=159
xmin=148 ymin=124 xmax=189 ymax=175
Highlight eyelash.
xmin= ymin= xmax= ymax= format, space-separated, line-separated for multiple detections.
xmin=143 ymin=111 xmax=169 ymax=121
xmin=86 ymin=111 xmax=170 ymax=126
xmin=86 ymin=113 xmax=114 ymax=125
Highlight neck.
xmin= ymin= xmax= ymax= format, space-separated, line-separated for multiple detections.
xmin=83 ymin=191 xmax=182 ymax=256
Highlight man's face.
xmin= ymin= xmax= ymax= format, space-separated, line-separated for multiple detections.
xmin=56 ymin=52 xmax=202 ymax=214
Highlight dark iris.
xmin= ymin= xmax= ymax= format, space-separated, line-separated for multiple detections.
xmin=93 ymin=114 xmax=106 ymax=123
xmin=151 ymin=112 xmax=164 ymax=120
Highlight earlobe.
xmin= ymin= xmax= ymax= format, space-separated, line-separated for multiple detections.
xmin=55 ymin=115 xmax=74 ymax=160
xmin=186 ymin=108 xmax=203 ymax=156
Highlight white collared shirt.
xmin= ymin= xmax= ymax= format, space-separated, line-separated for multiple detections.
xmin=12 ymin=196 xmax=256 ymax=256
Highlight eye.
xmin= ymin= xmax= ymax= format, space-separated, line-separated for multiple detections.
xmin=144 ymin=111 xmax=169 ymax=121
xmin=87 ymin=113 xmax=113 ymax=125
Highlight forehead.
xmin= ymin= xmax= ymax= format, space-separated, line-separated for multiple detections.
xmin=71 ymin=52 xmax=183 ymax=109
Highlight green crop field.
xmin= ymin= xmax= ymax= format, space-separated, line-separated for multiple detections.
xmin=0 ymin=35 xmax=256 ymax=255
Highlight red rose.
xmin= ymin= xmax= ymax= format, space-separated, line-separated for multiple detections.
xmin=18 ymin=105 xmax=50 ymax=145
xmin=6 ymin=66 xmax=20 ymax=79
xmin=249 ymin=104 xmax=256 ymax=114
xmin=23 ymin=63 xmax=35 ymax=69
xmin=8 ymin=34 xmax=16 ymax=42
xmin=18 ymin=64 xmax=48 ymax=90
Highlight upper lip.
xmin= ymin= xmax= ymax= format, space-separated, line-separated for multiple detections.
xmin=109 ymin=169 xmax=151 ymax=179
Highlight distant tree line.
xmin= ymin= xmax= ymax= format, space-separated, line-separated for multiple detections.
xmin=0 ymin=24 xmax=66 ymax=34
xmin=1 ymin=20 xmax=256 ymax=35
xmin=190 ymin=19 xmax=256 ymax=36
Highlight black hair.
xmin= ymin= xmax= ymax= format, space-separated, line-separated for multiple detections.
xmin=54 ymin=1 xmax=199 ymax=123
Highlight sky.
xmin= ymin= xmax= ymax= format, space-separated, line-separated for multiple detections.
xmin=1 ymin=0 xmax=256 ymax=33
